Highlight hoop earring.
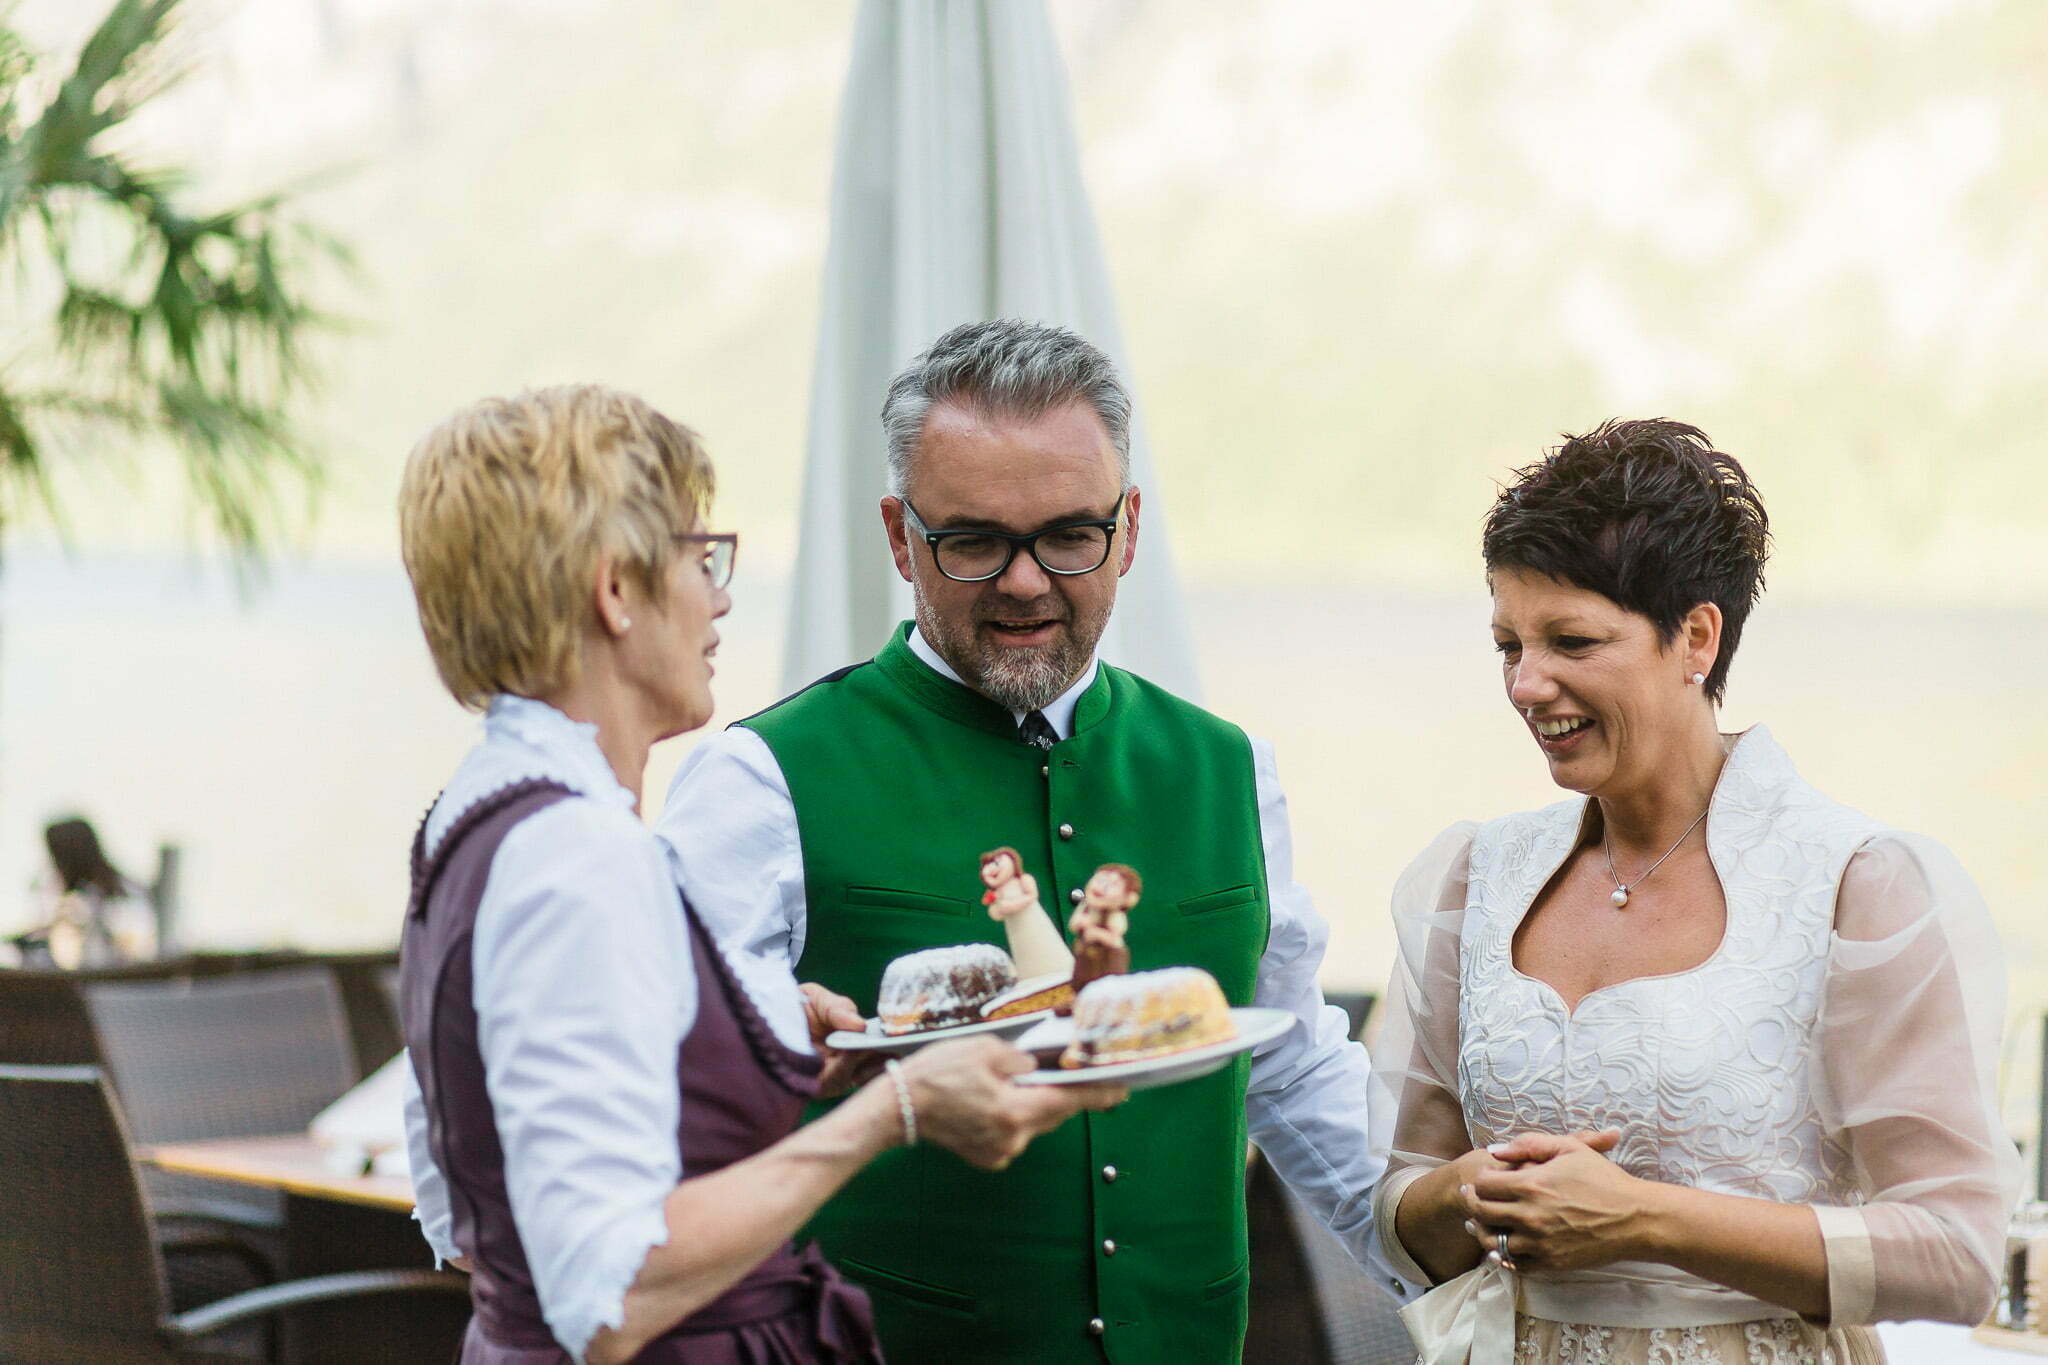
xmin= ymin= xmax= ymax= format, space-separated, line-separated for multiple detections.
xmin=1690 ymin=672 xmax=1705 ymax=686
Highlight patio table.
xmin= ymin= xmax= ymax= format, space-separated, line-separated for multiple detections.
xmin=142 ymin=1133 xmax=413 ymax=1211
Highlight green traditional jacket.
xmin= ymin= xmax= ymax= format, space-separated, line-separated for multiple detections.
xmin=741 ymin=624 xmax=1272 ymax=1365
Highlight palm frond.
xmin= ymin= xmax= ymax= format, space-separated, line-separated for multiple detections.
xmin=21 ymin=0 xmax=183 ymax=186
xmin=0 ymin=0 xmax=350 ymax=563
xmin=0 ymin=383 xmax=72 ymax=540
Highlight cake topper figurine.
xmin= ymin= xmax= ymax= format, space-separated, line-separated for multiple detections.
xmin=978 ymin=846 xmax=1075 ymax=980
xmin=1067 ymin=862 xmax=1140 ymax=999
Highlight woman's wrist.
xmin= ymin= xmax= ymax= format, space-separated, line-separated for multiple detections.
xmin=1621 ymin=1174 xmax=1679 ymax=1263
xmin=882 ymin=1059 xmax=918 ymax=1148
xmin=1409 ymin=1160 xmax=1463 ymax=1223
xmin=1396 ymin=1161 xmax=1477 ymax=1283
xmin=827 ymin=1077 xmax=910 ymax=1164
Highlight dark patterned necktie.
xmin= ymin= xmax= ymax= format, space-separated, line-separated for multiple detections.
xmin=1018 ymin=710 xmax=1058 ymax=750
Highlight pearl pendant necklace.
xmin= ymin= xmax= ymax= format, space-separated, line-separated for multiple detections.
xmin=1604 ymin=806 xmax=1710 ymax=909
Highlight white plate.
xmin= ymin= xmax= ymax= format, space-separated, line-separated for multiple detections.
xmin=1011 ymin=1007 xmax=1296 ymax=1091
xmin=824 ymin=1009 xmax=1054 ymax=1053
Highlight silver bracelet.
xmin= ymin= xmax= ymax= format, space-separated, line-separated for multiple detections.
xmin=883 ymin=1058 xmax=917 ymax=1147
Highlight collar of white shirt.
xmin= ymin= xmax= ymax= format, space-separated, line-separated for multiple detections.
xmin=906 ymin=626 xmax=1099 ymax=743
xmin=483 ymin=694 xmax=637 ymax=806
xmin=426 ymin=694 xmax=638 ymax=857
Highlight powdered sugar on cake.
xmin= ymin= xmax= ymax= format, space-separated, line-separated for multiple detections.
xmin=1060 ymin=966 xmax=1236 ymax=1067
xmin=876 ymin=943 xmax=1017 ymax=1035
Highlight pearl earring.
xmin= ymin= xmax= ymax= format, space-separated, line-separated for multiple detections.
xmin=1690 ymin=672 xmax=1705 ymax=685
xmin=620 ymin=617 xmax=633 ymax=630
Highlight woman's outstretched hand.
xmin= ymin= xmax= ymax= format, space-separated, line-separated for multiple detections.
xmin=898 ymin=1036 xmax=1126 ymax=1170
xmin=801 ymin=982 xmax=886 ymax=1098
xmin=1461 ymin=1129 xmax=1644 ymax=1272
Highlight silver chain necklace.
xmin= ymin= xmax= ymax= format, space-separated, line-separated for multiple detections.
xmin=1603 ymin=807 xmax=1709 ymax=908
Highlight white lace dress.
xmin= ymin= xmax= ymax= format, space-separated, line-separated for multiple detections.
xmin=1368 ymin=727 xmax=2018 ymax=1364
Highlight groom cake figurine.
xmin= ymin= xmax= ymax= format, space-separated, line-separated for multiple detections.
xmin=658 ymin=320 xmax=1388 ymax=1363
xmin=1066 ymin=862 xmax=1139 ymax=1003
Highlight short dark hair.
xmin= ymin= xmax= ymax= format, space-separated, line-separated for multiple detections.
xmin=1481 ymin=419 xmax=1770 ymax=703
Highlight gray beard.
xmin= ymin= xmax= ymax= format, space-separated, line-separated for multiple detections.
xmin=915 ymin=597 xmax=1104 ymax=714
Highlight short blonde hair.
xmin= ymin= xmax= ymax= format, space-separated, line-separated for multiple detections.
xmin=399 ymin=384 xmax=714 ymax=711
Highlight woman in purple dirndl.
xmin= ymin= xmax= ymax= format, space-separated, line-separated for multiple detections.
xmin=394 ymin=387 xmax=1121 ymax=1365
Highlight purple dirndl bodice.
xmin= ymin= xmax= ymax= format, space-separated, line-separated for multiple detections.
xmin=399 ymin=778 xmax=882 ymax=1364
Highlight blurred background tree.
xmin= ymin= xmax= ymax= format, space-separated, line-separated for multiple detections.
xmin=0 ymin=0 xmax=348 ymax=571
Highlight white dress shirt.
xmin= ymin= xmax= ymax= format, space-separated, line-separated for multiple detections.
xmin=656 ymin=629 xmax=1387 ymax=1268
xmin=404 ymin=695 xmax=758 ymax=1364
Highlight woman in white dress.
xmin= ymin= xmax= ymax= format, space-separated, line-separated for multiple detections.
xmin=1370 ymin=419 xmax=2018 ymax=1364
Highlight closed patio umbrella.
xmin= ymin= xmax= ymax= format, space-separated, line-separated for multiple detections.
xmin=782 ymin=0 xmax=1200 ymax=698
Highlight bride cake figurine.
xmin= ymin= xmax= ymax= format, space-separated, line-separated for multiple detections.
xmin=979 ymin=847 xmax=1075 ymax=979
xmin=1067 ymin=863 xmax=1140 ymax=998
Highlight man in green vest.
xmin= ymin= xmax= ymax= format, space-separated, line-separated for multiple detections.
xmin=657 ymin=319 xmax=1389 ymax=1362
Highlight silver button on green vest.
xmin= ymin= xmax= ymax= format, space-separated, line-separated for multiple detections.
xmin=1070 ymin=887 xmax=1084 ymax=904
xmin=1087 ymin=1318 xmax=1106 ymax=1336
xmin=1101 ymin=1164 xmax=1118 ymax=1182
xmin=1102 ymin=1238 xmax=1117 ymax=1255
xmin=1040 ymin=764 xmax=1050 ymax=777
xmin=1058 ymin=823 xmax=1075 ymax=840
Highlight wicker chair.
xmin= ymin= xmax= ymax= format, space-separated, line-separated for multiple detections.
xmin=0 ymin=958 xmax=218 ymax=1068
xmin=1243 ymin=1148 xmax=1415 ymax=1365
xmin=375 ymin=964 xmax=401 ymax=1039
xmin=83 ymin=968 xmax=362 ymax=1277
xmin=311 ymin=952 xmax=404 ymax=1078
xmin=0 ymin=971 xmax=100 ymax=1066
xmin=85 ymin=967 xmax=360 ymax=1151
xmin=0 ymin=1064 xmax=467 ymax=1364
xmin=1325 ymin=991 xmax=1377 ymax=1044
xmin=0 ymin=956 xmax=342 ymax=1070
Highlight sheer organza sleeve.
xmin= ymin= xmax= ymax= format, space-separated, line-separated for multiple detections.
xmin=1811 ymin=832 xmax=2020 ymax=1325
xmin=1368 ymin=821 xmax=1477 ymax=1291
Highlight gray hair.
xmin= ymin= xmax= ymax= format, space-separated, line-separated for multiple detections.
xmin=880 ymin=318 xmax=1132 ymax=496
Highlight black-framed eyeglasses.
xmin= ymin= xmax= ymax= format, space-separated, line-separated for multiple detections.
xmin=675 ymin=532 xmax=738 ymax=589
xmin=901 ymin=492 xmax=1126 ymax=583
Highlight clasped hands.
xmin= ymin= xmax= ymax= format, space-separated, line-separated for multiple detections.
xmin=1445 ymin=1128 xmax=1649 ymax=1275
